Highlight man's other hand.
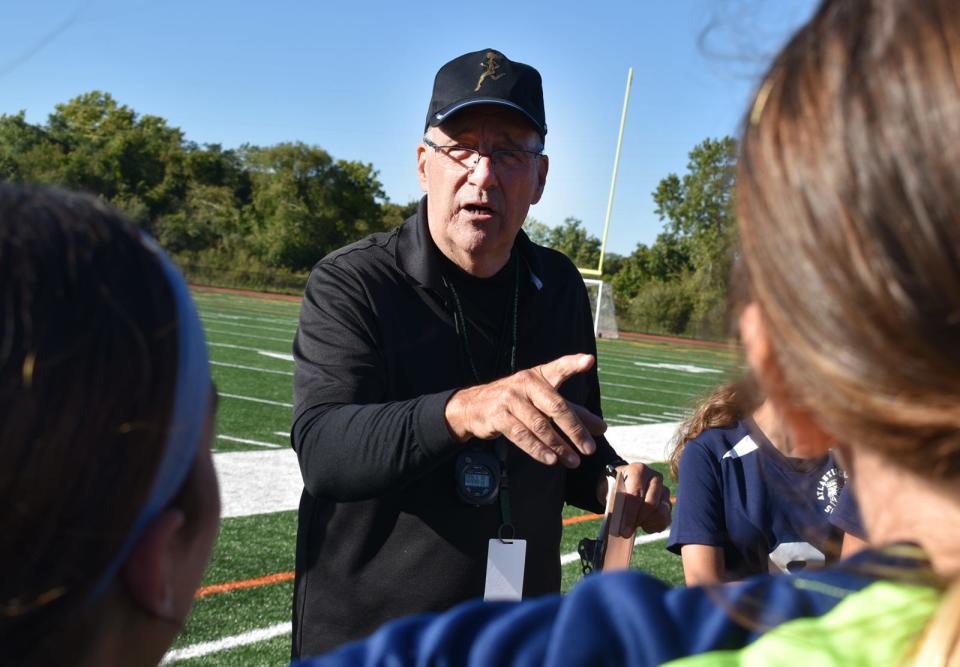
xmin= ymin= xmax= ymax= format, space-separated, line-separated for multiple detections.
xmin=444 ymin=353 xmax=606 ymax=468
xmin=604 ymin=463 xmax=672 ymax=537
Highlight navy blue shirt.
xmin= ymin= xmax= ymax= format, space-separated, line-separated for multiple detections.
xmin=668 ymin=419 xmax=845 ymax=578
xmin=830 ymin=483 xmax=866 ymax=539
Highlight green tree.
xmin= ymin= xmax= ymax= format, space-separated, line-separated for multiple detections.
xmin=0 ymin=111 xmax=58 ymax=181
xmin=614 ymin=137 xmax=737 ymax=337
xmin=184 ymin=143 xmax=252 ymax=198
xmin=546 ymin=217 xmax=601 ymax=268
xmin=523 ymin=216 xmax=601 ymax=268
xmin=652 ymin=136 xmax=736 ymax=283
xmin=244 ymin=142 xmax=386 ymax=271
xmin=381 ymin=199 xmax=420 ymax=229
xmin=43 ymin=91 xmax=188 ymax=225
xmin=522 ymin=216 xmax=551 ymax=245
xmin=155 ymin=183 xmax=244 ymax=253
xmin=601 ymin=252 xmax=625 ymax=278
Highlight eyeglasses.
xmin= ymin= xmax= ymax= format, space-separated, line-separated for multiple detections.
xmin=422 ymin=137 xmax=542 ymax=173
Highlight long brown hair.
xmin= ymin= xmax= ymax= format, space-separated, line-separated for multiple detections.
xmin=738 ymin=0 xmax=960 ymax=662
xmin=0 ymin=184 xmax=180 ymax=665
xmin=668 ymin=377 xmax=761 ymax=481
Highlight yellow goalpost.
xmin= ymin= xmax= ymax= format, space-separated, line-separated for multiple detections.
xmin=580 ymin=67 xmax=633 ymax=338
xmin=579 ymin=66 xmax=633 ymax=278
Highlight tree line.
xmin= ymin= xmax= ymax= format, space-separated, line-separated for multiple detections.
xmin=0 ymin=92 xmax=736 ymax=339
xmin=0 ymin=91 xmax=416 ymax=284
xmin=527 ymin=137 xmax=737 ymax=339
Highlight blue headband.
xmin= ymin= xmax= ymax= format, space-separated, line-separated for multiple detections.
xmin=90 ymin=235 xmax=212 ymax=598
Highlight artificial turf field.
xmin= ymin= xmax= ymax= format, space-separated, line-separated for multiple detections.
xmin=165 ymin=289 xmax=741 ymax=665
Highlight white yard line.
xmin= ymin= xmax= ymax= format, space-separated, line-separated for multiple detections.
xmin=216 ymin=450 xmax=302 ymax=518
xmin=599 ymin=380 xmax=697 ymax=399
xmin=208 ymin=341 xmax=280 ymax=354
xmin=205 ymin=327 xmax=293 ymax=344
xmin=210 ymin=361 xmax=294 ymax=376
xmin=162 ymin=622 xmax=291 ymax=664
xmin=559 ymin=529 xmax=670 ymax=564
xmin=598 ymin=361 xmax=723 ymax=381
xmin=217 ymin=435 xmax=283 ymax=449
xmin=604 ymin=422 xmax=681 ymax=462
xmin=598 ymin=368 xmax=713 ymax=389
xmin=604 ymin=395 xmax=682 ymax=411
xmin=201 ymin=315 xmax=296 ymax=335
xmin=164 ymin=531 xmax=671 ymax=664
xmin=198 ymin=308 xmax=298 ymax=326
xmin=615 ymin=414 xmax=663 ymax=424
xmin=634 ymin=361 xmax=723 ymax=375
xmin=219 ymin=392 xmax=293 ymax=408
xmin=597 ymin=349 xmax=734 ymax=370
xmin=258 ymin=350 xmax=295 ymax=362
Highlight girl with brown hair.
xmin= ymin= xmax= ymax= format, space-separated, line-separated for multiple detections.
xmin=0 ymin=184 xmax=221 ymax=666
xmin=295 ymin=0 xmax=960 ymax=664
xmin=666 ymin=381 xmax=851 ymax=584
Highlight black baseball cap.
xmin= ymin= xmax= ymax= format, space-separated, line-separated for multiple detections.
xmin=425 ymin=49 xmax=547 ymax=138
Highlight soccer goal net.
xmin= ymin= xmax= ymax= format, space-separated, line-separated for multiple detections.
xmin=583 ymin=278 xmax=619 ymax=339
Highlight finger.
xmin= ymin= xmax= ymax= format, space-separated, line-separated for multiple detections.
xmin=537 ymin=354 xmax=595 ymax=389
xmin=643 ymin=471 xmax=664 ymax=507
xmin=660 ymin=484 xmax=674 ymax=518
xmin=638 ymin=476 xmax=673 ymax=533
xmin=629 ymin=470 xmax=663 ymax=531
xmin=647 ymin=487 xmax=673 ymax=533
xmin=615 ymin=466 xmax=649 ymax=537
xmin=527 ymin=383 xmax=596 ymax=456
xmin=509 ymin=400 xmax=581 ymax=468
xmin=500 ymin=413 xmax=560 ymax=466
xmin=570 ymin=403 xmax=607 ymax=436
xmin=619 ymin=464 xmax=645 ymax=496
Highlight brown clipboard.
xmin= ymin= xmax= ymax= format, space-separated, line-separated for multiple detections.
xmin=599 ymin=470 xmax=636 ymax=571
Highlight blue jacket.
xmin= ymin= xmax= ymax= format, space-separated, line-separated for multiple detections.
xmin=294 ymin=545 xmax=939 ymax=666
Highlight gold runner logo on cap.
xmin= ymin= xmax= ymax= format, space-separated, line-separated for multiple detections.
xmin=475 ymin=51 xmax=505 ymax=91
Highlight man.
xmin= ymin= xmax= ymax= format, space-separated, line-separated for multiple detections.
xmin=290 ymin=48 xmax=671 ymax=656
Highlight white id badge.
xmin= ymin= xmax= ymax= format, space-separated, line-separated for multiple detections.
xmin=483 ymin=538 xmax=527 ymax=601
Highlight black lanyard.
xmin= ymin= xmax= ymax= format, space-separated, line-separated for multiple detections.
xmin=443 ymin=253 xmax=520 ymax=385
xmin=443 ymin=253 xmax=521 ymax=541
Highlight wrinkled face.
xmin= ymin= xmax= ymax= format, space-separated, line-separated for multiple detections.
xmin=417 ymin=106 xmax=548 ymax=277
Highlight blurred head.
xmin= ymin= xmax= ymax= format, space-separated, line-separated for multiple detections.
xmin=0 ymin=184 xmax=220 ymax=666
xmin=736 ymin=0 xmax=960 ymax=480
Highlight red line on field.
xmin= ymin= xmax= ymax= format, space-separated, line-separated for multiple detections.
xmin=194 ymin=503 xmax=676 ymax=600
xmin=195 ymin=571 xmax=295 ymax=598
xmin=190 ymin=284 xmax=303 ymax=302
xmin=194 ymin=516 xmax=607 ymax=599
xmin=613 ymin=331 xmax=741 ymax=350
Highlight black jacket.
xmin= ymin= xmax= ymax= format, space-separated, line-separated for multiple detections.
xmin=291 ymin=197 xmax=617 ymax=655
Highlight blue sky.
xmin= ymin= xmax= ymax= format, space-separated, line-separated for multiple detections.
xmin=1 ymin=0 xmax=818 ymax=256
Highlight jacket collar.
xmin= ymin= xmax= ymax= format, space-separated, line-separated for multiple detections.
xmin=396 ymin=195 xmax=545 ymax=293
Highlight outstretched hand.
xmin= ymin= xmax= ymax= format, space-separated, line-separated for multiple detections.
xmin=444 ymin=354 xmax=607 ymax=468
